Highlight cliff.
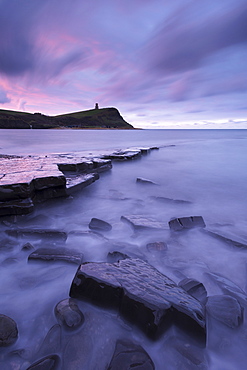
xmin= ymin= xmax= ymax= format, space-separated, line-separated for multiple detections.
xmin=0 ymin=107 xmax=134 ymax=129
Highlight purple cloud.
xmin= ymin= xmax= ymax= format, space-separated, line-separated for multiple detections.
xmin=145 ymin=1 xmax=247 ymax=74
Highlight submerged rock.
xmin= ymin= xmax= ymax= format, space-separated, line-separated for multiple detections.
xmin=108 ymin=340 xmax=155 ymax=370
xmin=204 ymin=271 xmax=247 ymax=305
xmin=203 ymin=228 xmax=247 ymax=249
xmin=206 ymin=295 xmax=243 ymax=328
xmin=89 ymin=217 xmax=112 ymax=232
xmin=0 ymin=314 xmax=18 ymax=347
xmin=26 ymin=354 xmax=60 ymax=370
xmin=28 ymin=247 xmax=83 ymax=265
xmin=136 ymin=177 xmax=158 ymax=185
xmin=54 ymin=299 xmax=84 ymax=330
xmin=169 ymin=216 xmax=206 ymax=231
xmin=66 ymin=173 xmax=99 ymax=195
xmin=5 ymin=228 xmax=67 ymax=242
xmin=178 ymin=278 xmax=207 ymax=305
xmin=146 ymin=241 xmax=167 ymax=252
xmin=121 ymin=215 xmax=167 ymax=230
xmin=70 ymin=258 xmax=206 ymax=339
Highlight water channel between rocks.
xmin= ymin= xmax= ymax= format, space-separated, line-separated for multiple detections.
xmin=0 ymin=129 xmax=247 ymax=369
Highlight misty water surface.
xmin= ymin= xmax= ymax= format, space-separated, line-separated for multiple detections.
xmin=0 ymin=129 xmax=247 ymax=369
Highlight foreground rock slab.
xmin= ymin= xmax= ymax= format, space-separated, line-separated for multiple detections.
xmin=0 ymin=314 xmax=18 ymax=347
xmin=28 ymin=247 xmax=83 ymax=265
xmin=108 ymin=340 xmax=155 ymax=370
xmin=70 ymin=258 xmax=206 ymax=339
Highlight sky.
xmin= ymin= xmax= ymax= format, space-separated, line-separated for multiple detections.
xmin=0 ymin=0 xmax=246 ymax=129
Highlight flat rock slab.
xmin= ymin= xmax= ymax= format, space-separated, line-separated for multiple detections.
xmin=70 ymin=258 xmax=205 ymax=339
xmin=0 ymin=198 xmax=34 ymax=216
xmin=28 ymin=247 xmax=83 ymax=264
xmin=0 ymin=314 xmax=18 ymax=347
xmin=5 ymin=229 xmax=67 ymax=242
xmin=121 ymin=215 xmax=167 ymax=230
xmin=66 ymin=173 xmax=99 ymax=195
xmin=108 ymin=340 xmax=155 ymax=370
xmin=203 ymin=228 xmax=247 ymax=249
xmin=169 ymin=216 xmax=206 ymax=231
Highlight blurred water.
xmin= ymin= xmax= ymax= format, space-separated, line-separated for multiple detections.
xmin=0 ymin=129 xmax=247 ymax=369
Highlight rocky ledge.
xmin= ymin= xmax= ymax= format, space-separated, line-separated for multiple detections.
xmin=0 ymin=147 xmax=157 ymax=216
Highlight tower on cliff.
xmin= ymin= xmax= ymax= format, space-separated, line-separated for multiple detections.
xmin=95 ymin=103 xmax=99 ymax=109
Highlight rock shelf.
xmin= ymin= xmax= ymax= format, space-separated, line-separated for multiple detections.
xmin=0 ymin=147 xmax=157 ymax=216
xmin=70 ymin=258 xmax=206 ymax=339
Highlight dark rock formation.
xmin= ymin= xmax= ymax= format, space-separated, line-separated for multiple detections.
xmin=121 ymin=215 xmax=167 ymax=230
xmin=5 ymin=229 xmax=67 ymax=242
xmin=89 ymin=217 xmax=112 ymax=232
xmin=146 ymin=241 xmax=167 ymax=252
xmin=28 ymin=247 xmax=83 ymax=265
xmin=178 ymin=278 xmax=207 ymax=305
xmin=102 ymin=149 xmax=142 ymax=161
xmin=54 ymin=299 xmax=84 ymax=330
xmin=0 ymin=314 xmax=18 ymax=346
xmin=21 ymin=242 xmax=34 ymax=251
xmin=26 ymin=354 xmax=60 ymax=370
xmin=206 ymin=295 xmax=242 ymax=328
xmin=169 ymin=216 xmax=206 ymax=231
xmin=0 ymin=198 xmax=34 ymax=216
xmin=70 ymin=258 xmax=206 ymax=339
xmin=107 ymin=340 xmax=155 ymax=370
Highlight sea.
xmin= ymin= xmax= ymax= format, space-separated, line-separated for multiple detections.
xmin=0 ymin=129 xmax=247 ymax=369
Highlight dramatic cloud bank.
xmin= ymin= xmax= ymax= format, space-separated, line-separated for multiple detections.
xmin=0 ymin=0 xmax=246 ymax=128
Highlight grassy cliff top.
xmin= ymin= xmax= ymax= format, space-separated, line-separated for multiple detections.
xmin=0 ymin=107 xmax=134 ymax=129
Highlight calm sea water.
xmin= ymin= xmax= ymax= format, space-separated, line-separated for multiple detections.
xmin=0 ymin=129 xmax=247 ymax=369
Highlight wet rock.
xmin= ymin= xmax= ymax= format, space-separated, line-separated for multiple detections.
xmin=203 ymin=228 xmax=247 ymax=249
xmin=5 ymin=228 xmax=67 ymax=242
xmin=102 ymin=149 xmax=142 ymax=161
xmin=26 ymin=354 xmax=60 ymax=370
xmin=28 ymin=247 xmax=83 ymax=265
xmin=206 ymin=295 xmax=243 ymax=328
xmin=54 ymin=299 xmax=84 ymax=330
xmin=204 ymin=271 xmax=247 ymax=305
xmin=136 ymin=177 xmax=158 ymax=185
xmin=37 ymin=324 xmax=62 ymax=358
xmin=0 ymin=173 xmax=34 ymax=201
xmin=169 ymin=216 xmax=206 ymax=231
xmin=33 ymin=186 xmax=67 ymax=203
xmin=146 ymin=241 xmax=167 ymax=252
xmin=92 ymin=158 xmax=112 ymax=171
xmin=178 ymin=278 xmax=207 ymax=305
xmin=107 ymin=251 xmax=131 ymax=263
xmin=0 ymin=314 xmax=18 ymax=346
xmin=150 ymin=196 xmax=192 ymax=205
xmin=66 ymin=173 xmax=99 ymax=195
xmin=121 ymin=215 xmax=167 ymax=230
xmin=21 ymin=242 xmax=35 ymax=251
xmin=70 ymin=258 xmax=206 ymax=339
xmin=32 ymin=171 xmax=66 ymax=190
xmin=89 ymin=217 xmax=112 ymax=232
xmin=107 ymin=339 xmax=155 ymax=370
xmin=0 ymin=198 xmax=34 ymax=216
